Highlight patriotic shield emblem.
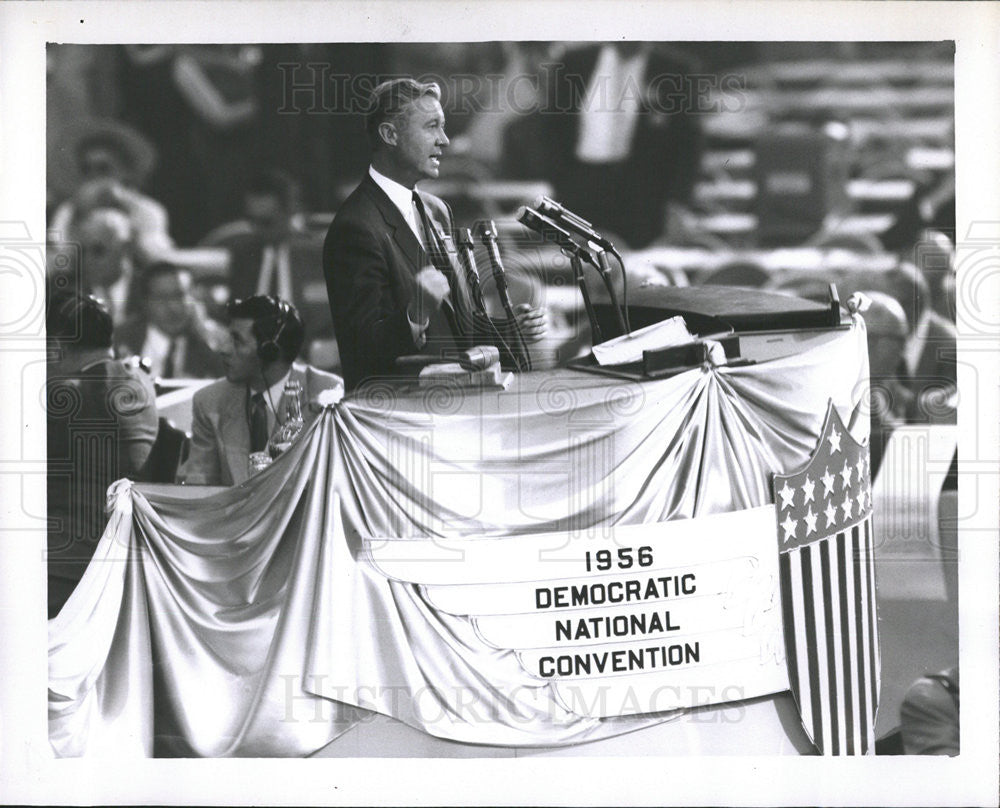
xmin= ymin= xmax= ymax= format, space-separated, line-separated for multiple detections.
xmin=773 ymin=402 xmax=881 ymax=755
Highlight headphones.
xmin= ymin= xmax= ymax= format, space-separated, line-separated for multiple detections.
xmin=48 ymin=290 xmax=113 ymax=347
xmin=255 ymin=297 xmax=293 ymax=364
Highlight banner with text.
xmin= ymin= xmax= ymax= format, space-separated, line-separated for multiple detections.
xmin=364 ymin=506 xmax=789 ymax=717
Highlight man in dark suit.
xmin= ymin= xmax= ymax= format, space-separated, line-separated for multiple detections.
xmin=538 ymin=42 xmax=704 ymax=249
xmin=116 ymin=261 xmax=227 ymax=379
xmin=202 ymin=170 xmax=334 ymax=352
xmin=323 ymin=78 xmax=547 ymax=390
xmin=177 ymin=295 xmax=343 ymax=486
xmin=203 ymin=169 xmax=306 ymax=304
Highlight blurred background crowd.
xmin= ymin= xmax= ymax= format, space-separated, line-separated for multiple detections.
xmin=45 ymin=41 xmax=959 ymax=752
xmin=46 ymin=41 xmax=957 ymax=426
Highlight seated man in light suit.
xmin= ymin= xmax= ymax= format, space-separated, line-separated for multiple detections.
xmin=177 ymin=295 xmax=343 ymax=486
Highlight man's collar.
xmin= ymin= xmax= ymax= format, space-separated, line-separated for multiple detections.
xmin=61 ymin=348 xmax=115 ymax=375
xmin=266 ymin=368 xmax=292 ymax=409
xmin=369 ymin=165 xmax=417 ymax=210
xmin=252 ymin=367 xmax=292 ymax=406
xmin=147 ymin=323 xmax=184 ymax=347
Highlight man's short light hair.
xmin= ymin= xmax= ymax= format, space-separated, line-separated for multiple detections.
xmin=366 ymin=78 xmax=441 ymax=148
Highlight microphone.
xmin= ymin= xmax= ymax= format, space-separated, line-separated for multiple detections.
xmin=533 ymin=196 xmax=615 ymax=252
xmin=516 ymin=207 xmax=599 ymax=269
xmin=517 ymin=206 xmax=607 ymax=344
xmin=475 ymin=220 xmax=531 ymax=372
xmin=532 ymin=197 xmax=630 ymax=336
xmin=455 ymin=227 xmax=487 ymax=313
xmin=476 ymin=220 xmax=515 ymax=313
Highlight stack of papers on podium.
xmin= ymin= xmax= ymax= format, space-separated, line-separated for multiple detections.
xmin=592 ymin=316 xmax=694 ymax=366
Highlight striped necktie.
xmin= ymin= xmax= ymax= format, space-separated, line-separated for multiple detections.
xmin=249 ymin=391 xmax=269 ymax=452
xmin=412 ymin=191 xmax=474 ymax=339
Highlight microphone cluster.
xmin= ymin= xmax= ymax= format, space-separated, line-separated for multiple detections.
xmin=450 ymin=197 xmax=629 ymax=373
xmin=455 ymin=219 xmax=532 ymax=372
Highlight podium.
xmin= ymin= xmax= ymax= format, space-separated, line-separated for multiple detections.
xmin=50 ymin=312 xmax=875 ymax=758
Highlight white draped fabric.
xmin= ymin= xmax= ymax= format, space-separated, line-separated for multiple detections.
xmin=49 ymin=320 xmax=869 ymax=757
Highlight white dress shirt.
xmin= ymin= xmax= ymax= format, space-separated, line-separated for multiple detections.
xmin=141 ymin=323 xmax=187 ymax=378
xmin=255 ymin=369 xmax=292 ymax=435
xmin=255 ymin=242 xmax=294 ymax=302
xmin=91 ymin=267 xmax=133 ymax=326
xmin=576 ymin=44 xmax=648 ymax=164
xmin=369 ymin=165 xmax=426 ymax=247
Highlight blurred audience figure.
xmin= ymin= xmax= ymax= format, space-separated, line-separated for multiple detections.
xmin=882 ymin=172 xmax=956 ymax=253
xmin=51 ymin=207 xmax=141 ymax=325
xmin=177 ymin=296 xmax=342 ymax=486
xmin=46 ymin=290 xmax=158 ymax=618
xmin=890 ymin=261 xmax=957 ymax=423
xmin=914 ymin=229 xmax=957 ymax=322
xmin=537 ymin=42 xmax=704 ymax=249
xmin=172 ymin=44 xmax=262 ymax=239
xmin=701 ymin=259 xmax=771 ymax=289
xmin=900 ymin=666 xmax=959 ymax=756
xmin=860 ymin=290 xmax=912 ymax=478
xmin=447 ymin=42 xmax=554 ymax=169
xmin=115 ymin=261 xmax=228 ymax=380
xmin=48 ymin=118 xmax=174 ymax=262
xmin=201 ymin=169 xmax=307 ymax=305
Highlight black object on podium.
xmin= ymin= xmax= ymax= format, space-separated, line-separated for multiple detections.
xmin=591 ymin=284 xmax=842 ymax=337
xmin=570 ymin=284 xmax=846 ymax=382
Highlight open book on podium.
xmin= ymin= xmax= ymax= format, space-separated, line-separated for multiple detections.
xmin=569 ymin=284 xmax=847 ymax=381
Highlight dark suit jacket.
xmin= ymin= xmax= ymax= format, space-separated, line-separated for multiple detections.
xmin=323 ymin=175 xmax=491 ymax=390
xmin=539 ymin=44 xmax=704 ymax=248
xmin=116 ymin=318 xmax=225 ymax=379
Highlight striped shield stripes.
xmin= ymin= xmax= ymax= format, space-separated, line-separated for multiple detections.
xmin=773 ymin=402 xmax=881 ymax=755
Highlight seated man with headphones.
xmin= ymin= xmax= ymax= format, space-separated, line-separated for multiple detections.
xmin=178 ymin=295 xmax=343 ymax=486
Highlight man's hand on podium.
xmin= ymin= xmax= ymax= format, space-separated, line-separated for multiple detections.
xmin=514 ymin=303 xmax=547 ymax=343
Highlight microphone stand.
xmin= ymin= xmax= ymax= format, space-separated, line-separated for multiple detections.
xmin=477 ymin=221 xmax=532 ymax=373
xmin=570 ymin=251 xmax=603 ymax=345
xmin=535 ymin=196 xmax=631 ymax=335
xmin=456 ymin=227 xmax=488 ymax=314
xmin=456 ymin=226 xmax=522 ymax=371
xmin=596 ymin=249 xmax=627 ymax=337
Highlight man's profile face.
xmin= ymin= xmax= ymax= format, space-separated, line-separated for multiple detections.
xmin=391 ymin=95 xmax=450 ymax=186
xmin=221 ymin=317 xmax=261 ymax=384
xmin=146 ymin=271 xmax=194 ymax=337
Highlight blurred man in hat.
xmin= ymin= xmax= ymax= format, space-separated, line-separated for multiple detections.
xmin=49 ymin=118 xmax=174 ymax=263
